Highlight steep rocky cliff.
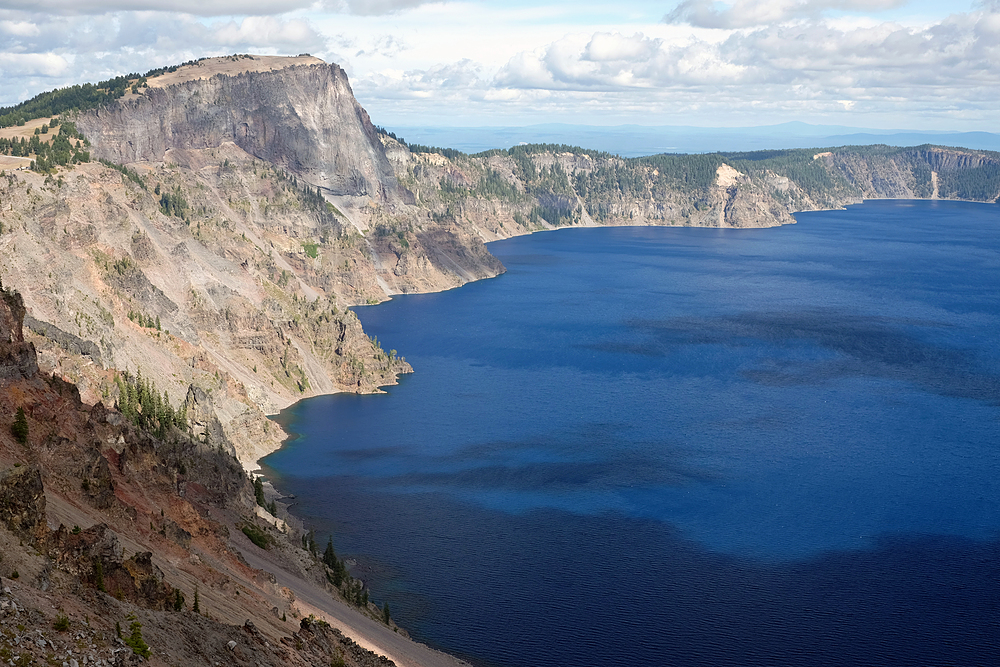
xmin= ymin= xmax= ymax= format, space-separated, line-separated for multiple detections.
xmin=77 ymin=56 xmax=400 ymax=204
xmin=0 ymin=286 xmax=39 ymax=381
xmin=386 ymin=142 xmax=999 ymax=239
xmin=0 ymin=158 xmax=414 ymax=469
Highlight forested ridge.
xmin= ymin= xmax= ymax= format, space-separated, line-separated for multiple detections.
xmin=0 ymin=58 xmax=214 ymax=128
xmin=0 ymin=74 xmax=140 ymax=128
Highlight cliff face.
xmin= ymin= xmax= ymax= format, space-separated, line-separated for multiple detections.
xmin=77 ymin=60 xmax=399 ymax=202
xmin=388 ymin=144 xmax=810 ymax=237
xmin=0 ymin=464 xmax=47 ymax=546
xmin=0 ymin=288 xmax=39 ymax=381
xmin=388 ymin=142 xmax=998 ymax=242
xmin=0 ymin=141 xmax=415 ymax=469
xmin=825 ymin=146 xmax=1000 ymax=200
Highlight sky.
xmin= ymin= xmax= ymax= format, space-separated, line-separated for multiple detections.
xmin=0 ymin=0 xmax=997 ymax=131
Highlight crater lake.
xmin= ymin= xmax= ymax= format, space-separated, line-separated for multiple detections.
xmin=263 ymin=199 xmax=1000 ymax=667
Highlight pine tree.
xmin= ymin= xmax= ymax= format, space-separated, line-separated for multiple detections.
xmin=308 ymin=529 xmax=317 ymax=556
xmin=125 ymin=617 xmax=151 ymax=658
xmin=323 ymin=537 xmax=337 ymax=568
xmin=93 ymin=558 xmax=105 ymax=592
xmin=10 ymin=407 xmax=27 ymax=444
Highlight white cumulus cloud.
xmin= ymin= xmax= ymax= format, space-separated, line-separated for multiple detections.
xmin=335 ymin=0 xmax=430 ymax=16
xmin=0 ymin=0 xmax=438 ymax=17
xmin=479 ymin=6 xmax=1000 ymax=125
xmin=0 ymin=51 xmax=69 ymax=77
xmin=583 ymin=32 xmax=657 ymax=63
xmin=0 ymin=19 xmax=40 ymax=36
xmin=665 ymin=0 xmax=908 ymax=29
xmin=0 ymin=12 xmax=333 ymax=106
xmin=496 ymin=32 xmax=746 ymax=91
xmin=211 ymin=16 xmax=326 ymax=48
xmin=357 ymin=58 xmax=485 ymax=99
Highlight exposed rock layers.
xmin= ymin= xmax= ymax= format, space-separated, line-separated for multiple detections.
xmin=77 ymin=59 xmax=399 ymax=203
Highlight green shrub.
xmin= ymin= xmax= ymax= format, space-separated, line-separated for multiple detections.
xmin=53 ymin=614 xmax=69 ymax=631
xmin=254 ymin=477 xmax=265 ymax=507
xmin=242 ymin=523 xmax=271 ymax=549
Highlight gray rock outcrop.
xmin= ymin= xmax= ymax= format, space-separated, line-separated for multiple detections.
xmin=77 ymin=61 xmax=400 ymax=202
xmin=0 ymin=289 xmax=39 ymax=381
xmin=182 ymin=384 xmax=235 ymax=458
xmin=0 ymin=465 xmax=47 ymax=546
xmin=24 ymin=315 xmax=104 ymax=368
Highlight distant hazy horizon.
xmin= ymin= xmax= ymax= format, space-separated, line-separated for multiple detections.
xmin=387 ymin=122 xmax=1000 ymax=158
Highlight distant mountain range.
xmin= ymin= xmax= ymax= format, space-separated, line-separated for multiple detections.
xmin=389 ymin=122 xmax=1000 ymax=157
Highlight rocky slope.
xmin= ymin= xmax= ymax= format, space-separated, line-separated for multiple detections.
xmin=0 ymin=284 xmax=455 ymax=667
xmin=0 ymin=157 xmax=412 ymax=468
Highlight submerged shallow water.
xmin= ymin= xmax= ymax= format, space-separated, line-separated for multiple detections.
xmin=264 ymin=200 xmax=1000 ymax=666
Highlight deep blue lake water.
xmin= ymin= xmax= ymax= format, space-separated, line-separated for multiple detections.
xmin=264 ymin=200 xmax=1000 ymax=667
